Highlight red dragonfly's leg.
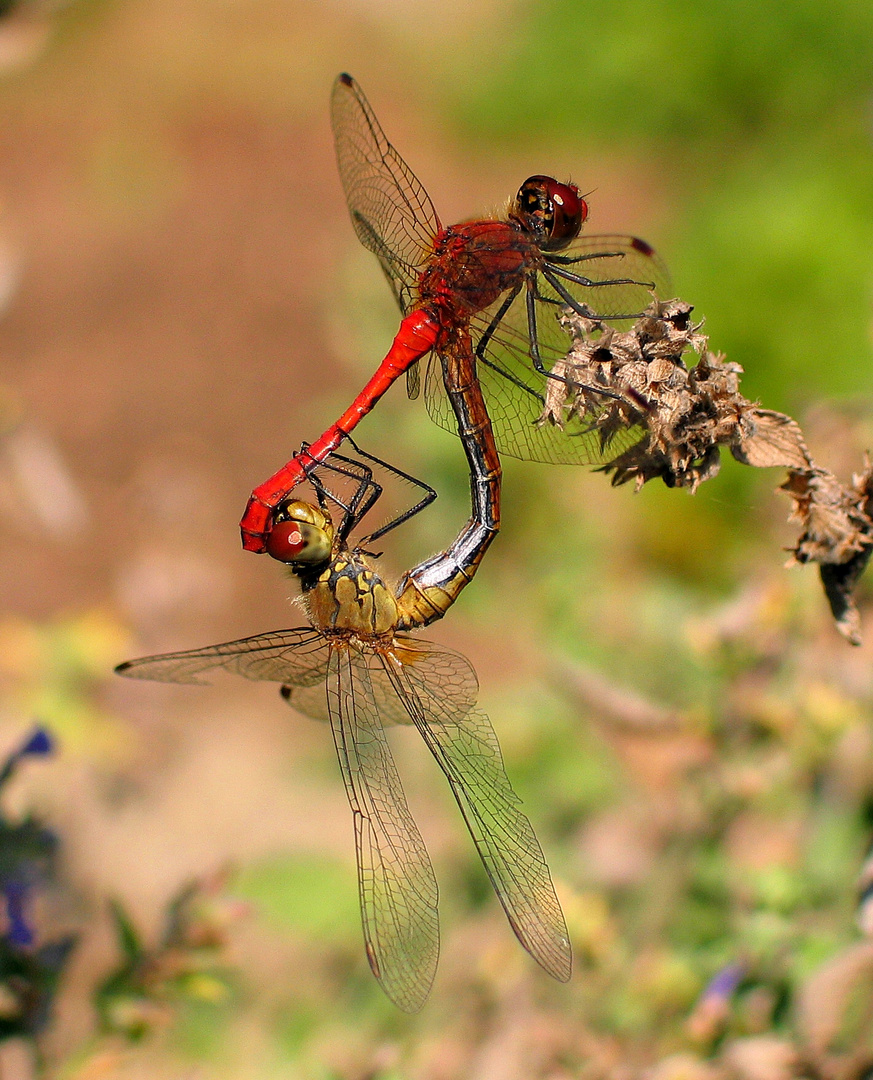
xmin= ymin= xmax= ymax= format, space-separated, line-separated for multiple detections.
xmin=240 ymin=309 xmax=440 ymax=553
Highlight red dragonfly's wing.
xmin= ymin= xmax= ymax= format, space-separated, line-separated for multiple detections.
xmin=325 ymin=645 xmax=439 ymax=1012
xmin=331 ymin=73 xmax=441 ymax=318
xmin=425 ymin=235 xmax=670 ymax=465
xmin=115 ymin=629 xmax=329 ymax=686
xmin=535 ymin=233 xmax=672 ymax=321
xmin=378 ymin=635 xmax=572 ymax=984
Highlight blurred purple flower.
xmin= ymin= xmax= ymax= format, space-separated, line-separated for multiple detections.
xmin=0 ymin=726 xmax=54 ymax=789
xmin=703 ymin=961 xmax=745 ymax=1001
xmin=18 ymin=728 xmax=53 ymax=758
xmin=3 ymin=881 xmax=32 ymax=947
xmin=0 ymin=726 xmax=57 ymax=947
xmin=687 ymin=961 xmax=746 ymax=1042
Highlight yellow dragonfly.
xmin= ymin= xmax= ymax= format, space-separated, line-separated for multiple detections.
xmin=117 ymin=445 xmax=570 ymax=1011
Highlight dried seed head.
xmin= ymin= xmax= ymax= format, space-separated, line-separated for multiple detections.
xmin=544 ymin=299 xmax=872 ymax=643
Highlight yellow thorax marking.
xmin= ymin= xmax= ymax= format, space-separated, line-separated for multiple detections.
xmin=306 ymin=552 xmax=399 ymax=636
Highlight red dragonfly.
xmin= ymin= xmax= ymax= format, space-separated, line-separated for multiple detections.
xmin=240 ymin=73 xmax=669 ymax=553
xmin=118 ymin=446 xmax=569 ymax=1011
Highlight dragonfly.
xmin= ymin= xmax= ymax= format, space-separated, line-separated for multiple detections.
xmin=117 ymin=444 xmax=570 ymax=1012
xmin=240 ymin=72 xmax=669 ymax=553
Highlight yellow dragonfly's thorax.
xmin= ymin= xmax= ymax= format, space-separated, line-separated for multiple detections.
xmin=304 ymin=552 xmax=399 ymax=637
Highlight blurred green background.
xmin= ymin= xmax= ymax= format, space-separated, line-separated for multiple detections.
xmin=0 ymin=0 xmax=871 ymax=1075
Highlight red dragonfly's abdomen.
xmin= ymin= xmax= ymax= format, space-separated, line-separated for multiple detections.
xmin=239 ymin=308 xmax=440 ymax=552
xmin=419 ymin=220 xmax=530 ymax=324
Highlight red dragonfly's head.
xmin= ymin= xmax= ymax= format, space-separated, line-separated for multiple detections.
xmin=511 ymin=176 xmax=588 ymax=252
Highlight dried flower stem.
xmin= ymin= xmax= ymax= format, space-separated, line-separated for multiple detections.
xmin=540 ymin=300 xmax=873 ymax=644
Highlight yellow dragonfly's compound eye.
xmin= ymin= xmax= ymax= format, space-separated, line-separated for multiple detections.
xmin=266 ymin=501 xmax=333 ymax=565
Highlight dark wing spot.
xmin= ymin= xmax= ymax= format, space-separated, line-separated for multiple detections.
xmin=366 ymin=940 xmax=381 ymax=977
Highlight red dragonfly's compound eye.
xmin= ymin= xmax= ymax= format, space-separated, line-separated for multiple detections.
xmin=514 ymin=176 xmax=587 ymax=251
xmin=550 ymin=182 xmax=588 ymax=245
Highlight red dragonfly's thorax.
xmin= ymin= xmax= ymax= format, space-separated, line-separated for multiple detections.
xmin=418 ymin=220 xmax=533 ymax=326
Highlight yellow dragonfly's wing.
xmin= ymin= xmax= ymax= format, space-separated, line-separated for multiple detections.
xmin=325 ymin=644 xmax=439 ymax=1012
xmin=379 ymin=635 xmax=572 ymax=983
xmin=115 ymin=629 xmax=329 ymax=686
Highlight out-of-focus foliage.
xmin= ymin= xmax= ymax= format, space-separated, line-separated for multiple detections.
xmin=95 ymin=879 xmax=239 ymax=1042
xmin=0 ymin=612 xmax=130 ymax=758
xmin=449 ymin=0 xmax=873 ymax=410
xmin=84 ymin=569 xmax=873 ymax=1079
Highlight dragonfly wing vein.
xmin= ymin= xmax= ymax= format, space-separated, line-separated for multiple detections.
xmin=115 ymin=629 xmax=329 ymax=686
xmin=331 ymin=74 xmax=439 ymax=316
xmin=327 ymin=646 xmax=439 ymax=1012
xmin=379 ymin=643 xmax=572 ymax=983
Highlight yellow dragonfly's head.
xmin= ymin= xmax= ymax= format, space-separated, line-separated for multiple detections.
xmin=265 ymin=500 xmax=334 ymax=568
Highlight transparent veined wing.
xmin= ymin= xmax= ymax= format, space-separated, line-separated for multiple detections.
xmin=286 ymin=636 xmax=478 ymax=728
xmin=377 ymin=639 xmax=572 ymax=982
xmin=424 ymin=234 xmax=670 ymax=465
xmin=286 ymin=660 xmax=415 ymax=727
xmin=115 ymin=629 xmax=329 ymax=687
xmin=118 ymin=627 xmax=441 ymax=1011
xmin=331 ymin=73 xmax=441 ymax=316
xmin=326 ymin=644 xmax=439 ymax=1012
xmin=534 ymin=233 xmax=671 ymax=320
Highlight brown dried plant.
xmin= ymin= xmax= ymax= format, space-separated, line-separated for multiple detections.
xmin=539 ymin=300 xmax=873 ymax=644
